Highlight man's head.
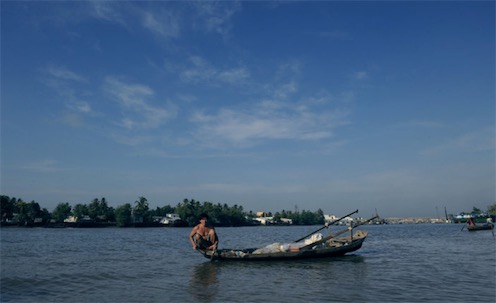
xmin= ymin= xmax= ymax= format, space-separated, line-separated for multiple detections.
xmin=199 ymin=213 xmax=209 ymax=221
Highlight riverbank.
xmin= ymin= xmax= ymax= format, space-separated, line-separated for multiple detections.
xmin=2 ymin=217 xmax=486 ymax=228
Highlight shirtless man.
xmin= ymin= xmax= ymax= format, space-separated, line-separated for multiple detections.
xmin=189 ymin=213 xmax=218 ymax=251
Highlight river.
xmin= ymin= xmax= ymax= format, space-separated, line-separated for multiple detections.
xmin=1 ymin=224 xmax=494 ymax=302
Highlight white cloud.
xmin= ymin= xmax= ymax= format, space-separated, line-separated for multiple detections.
xmin=180 ymin=55 xmax=250 ymax=85
xmin=192 ymin=1 xmax=242 ymax=36
xmin=352 ymin=71 xmax=368 ymax=80
xmin=420 ymin=126 xmax=495 ymax=156
xmin=455 ymin=127 xmax=495 ymax=152
xmin=45 ymin=65 xmax=86 ymax=82
xmin=263 ymin=61 xmax=302 ymax=100
xmin=217 ymin=68 xmax=250 ymax=84
xmin=89 ymin=1 xmax=126 ymax=25
xmin=62 ymin=113 xmax=83 ymax=127
xmin=21 ymin=160 xmax=62 ymax=173
xmin=275 ymin=61 xmax=301 ymax=80
xmin=142 ymin=10 xmax=180 ymax=39
xmin=271 ymin=81 xmax=298 ymax=100
xmin=104 ymin=77 xmax=153 ymax=108
xmin=108 ymin=132 xmax=155 ymax=146
xmin=180 ymin=56 xmax=217 ymax=83
xmin=103 ymin=77 xmax=176 ymax=129
xmin=191 ymin=99 xmax=349 ymax=147
xmin=65 ymin=100 xmax=92 ymax=114
xmin=41 ymin=65 xmax=100 ymax=126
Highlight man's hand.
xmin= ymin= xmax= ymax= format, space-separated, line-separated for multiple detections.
xmin=208 ymin=243 xmax=217 ymax=250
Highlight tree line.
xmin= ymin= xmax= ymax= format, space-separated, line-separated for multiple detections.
xmin=0 ymin=195 xmax=325 ymax=227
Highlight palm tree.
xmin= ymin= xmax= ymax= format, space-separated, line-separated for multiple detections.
xmin=133 ymin=197 xmax=149 ymax=223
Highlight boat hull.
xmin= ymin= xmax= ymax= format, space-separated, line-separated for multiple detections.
xmin=198 ymin=230 xmax=368 ymax=261
xmin=467 ymin=223 xmax=494 ymax=231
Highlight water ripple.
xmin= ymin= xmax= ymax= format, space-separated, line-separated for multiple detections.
xmin=1 ymin=225 xmax=495 ymax=303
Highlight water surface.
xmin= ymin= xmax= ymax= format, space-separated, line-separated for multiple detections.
xmin=1 ymin=224 xmax=494 ymax=302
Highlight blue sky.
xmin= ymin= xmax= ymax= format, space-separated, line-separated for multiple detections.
xmin=1 ymin=1 xmax=494 ymax=217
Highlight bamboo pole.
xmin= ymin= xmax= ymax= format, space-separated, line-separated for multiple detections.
xmin=293 ymin=209 xmax=358 ymax=243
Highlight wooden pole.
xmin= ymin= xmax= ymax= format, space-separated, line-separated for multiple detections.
xmin=293 ymin=209 xmax=358 ymax=243
xmin=300 ymin=215 xmax=378 ymax=251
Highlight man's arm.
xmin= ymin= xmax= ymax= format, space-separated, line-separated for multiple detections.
xmin=189 ymin=225 xmax=198 ymax=249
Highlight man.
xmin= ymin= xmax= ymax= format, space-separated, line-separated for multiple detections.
xmin=189 ymin=213 xmax=218 ymax=251
xmin=468 ymin=217 xmax=475 ymax=226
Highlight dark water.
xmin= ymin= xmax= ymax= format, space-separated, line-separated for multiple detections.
xmin=1 ymin=224 xmax=495 ymax=302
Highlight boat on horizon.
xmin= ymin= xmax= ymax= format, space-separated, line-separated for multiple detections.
xmin=467 ymin=222 xmax=494 ymax=232
xmin=466 ymin=216 xmax=494 ymax=231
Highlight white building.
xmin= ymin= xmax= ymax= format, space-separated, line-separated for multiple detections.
xmin=254 ymin=216 xmax=275 ymax=225
xmin=159 ymin=213 xmax=182 ymax=225
xmin=324 ymin=214 xmax=337 ymax=223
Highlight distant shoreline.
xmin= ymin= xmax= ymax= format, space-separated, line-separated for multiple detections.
xmin=2 ymin=217 xmax=490 ymax=228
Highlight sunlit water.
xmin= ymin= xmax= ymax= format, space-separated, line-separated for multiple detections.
xmin=1 ymin=224 xmax=495 ymax=302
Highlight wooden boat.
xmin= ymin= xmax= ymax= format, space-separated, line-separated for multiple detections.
xmin=197 ymin=229 xmax=368 ymax=261
xmin=196 ymin=212 xmax=377 ymax=261
xmin=467 ymin=222 xmax=494 ymax=231
xmin=466 ymin=217 xmax=494 ymax=231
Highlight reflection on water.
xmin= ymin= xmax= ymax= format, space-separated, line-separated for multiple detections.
xmin=187 ymin=254 xmax=367 ymax=302
xmin=187 ymin=254 xmax=369 ymax=303
xmin=189 ymin=262 xmax=219 ymax=303
xmin=212 ymin=254 xmax=365 ymax=269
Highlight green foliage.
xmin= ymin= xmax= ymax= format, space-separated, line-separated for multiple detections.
xmin=2 ymin=195 xmax=329 ymax=228
xmin=149 ymin=205 xmax=175 ymax=217
xmin=40 ymin=208 xmax=51 ymax=223
xmin=471 ymin=207 xmax=482 ymax=214
xmin=174 ymin=199 xmax=249 ymax=226
xmin=73 ymin=204 xmax=88 ymax=218
xmin=1 ymin=196 xmax=50 ymax=225
xmin=175 ymin=199 xmax=201 ymax=226
xmin=88 ymin=198 xmax=114 ymax=221
xmin=115 ymin=203 xmax=132 ymax=227
xmin=277 ymin=209 xmax=324 ymax=225
xmin=14 ymin=200 xmax=43 ymax=225
xmin=1 ymin=195 xmax=15 ymax=222
xmin=52 ymin=202 xmax=72 ymax=223
xmin=487 ymin=203 xmax=496 ymax=216
xmin=132 ymin=196 xmax=150 ymax=223
xmin=133 ymin=197 xmax=149 ymax=215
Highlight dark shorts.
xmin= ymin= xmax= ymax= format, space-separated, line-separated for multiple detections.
xmin=197 ymin=238 xmax=213 ymax=249
xmin=194 ymin=233 xmax=217 ymax=250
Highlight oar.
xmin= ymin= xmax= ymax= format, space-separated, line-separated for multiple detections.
xmin=460 ymin=225 xmax=465 ymax=231
xmin=196 ymin=247 xmax=216 ymax=260
xmin=210 ymin=233 xmax=219 ymax=261
xmin=300 ymin=215 xmax=379 ymax=251
xmin=196 ymin=247 xmax=207 ymax=257
xmin=293 ymin=209 xmax=359 ymax=243
xmin=210 ymin=248 xmax=216 ymax=261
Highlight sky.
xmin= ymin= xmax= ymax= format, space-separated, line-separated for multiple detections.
xmin=1 ymin=1 xmax=494 ymax=218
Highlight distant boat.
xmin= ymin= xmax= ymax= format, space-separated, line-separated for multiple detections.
xmin=466 ymin=218 xmax=494 ymax=231
xmin=467 ymin=222 xmax=494 ymax=231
